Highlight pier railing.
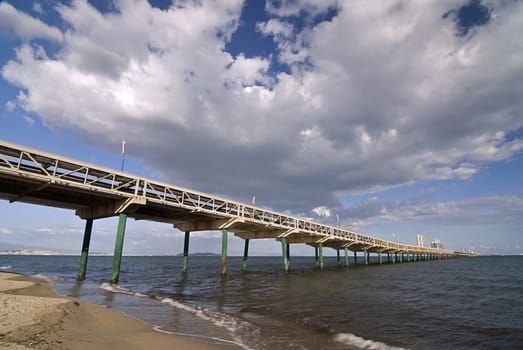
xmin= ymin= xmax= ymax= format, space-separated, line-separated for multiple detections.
xmin=0 ymin=140 xmax=455 ymax=256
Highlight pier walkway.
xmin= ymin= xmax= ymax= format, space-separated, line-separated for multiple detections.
xmin=0 ymin=140 xmax=468 ymax=283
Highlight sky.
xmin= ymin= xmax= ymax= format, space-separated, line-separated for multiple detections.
xmin=0 ymin=0 xmax=522 ymax=256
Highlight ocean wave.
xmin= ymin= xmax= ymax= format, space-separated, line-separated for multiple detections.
xmin=0 ymin=265 xmax=13 ymax=270
xmin=99 ymin=283 xmax=258 ymax=350
xmin=33 ymin=273 xmax=63 ymax=282
xmin=334 ymin=333 xmax=408 ymax=350
xmin=99 ymin=282 xmax=147 ymax=297
xmin=159 ymin=297 xmax=258 ymax=350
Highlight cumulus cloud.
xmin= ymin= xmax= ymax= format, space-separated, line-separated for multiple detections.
xmin=23 ymin=115 xmax=35 ymax=126
xmin=0 ymin=2 xmax=63 ymax=42
xmin=1 ymin=0 xmax=523 ymax=216
xmin=312 ymin=206 xmax=331 ymax=217
xmin=328 ymin=194 xmax=523 ymax=228
xmin=257 ymin=19 xmax=294 ymax=39
xmin=265 ymin=0 xmax=338 ymax=17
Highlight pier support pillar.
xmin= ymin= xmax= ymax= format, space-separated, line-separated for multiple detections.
xmin=319 ymin=244 xmax=324 ymax=269
xmin=315 ymin=246 xmax=319 ymax=267
xmin=378 ymin=252 xmax=382 ymax=265
xmin=77 ymin=218 xmax=94 ymax=281
xmin=182 ymin=231 xmax=190 ymax=273
xmin=344 ymin=248 xmax=349 ymax=267
xmin=364 ymin=250 xmax=369 ymax=265
xmin=337 ymin=250 xmax=341 ymax=266
xmin=354 ymin=251 xmax=358 ymax=265
xmin=242 ymin=239 xmax=249 ymax=270
xmin=221 ymin=228 xmax=228 ymax=275
xmin=281 ymin=238 xmax=290 ymax=272
xmin=111 ymin=213 xmax=127 ymax=284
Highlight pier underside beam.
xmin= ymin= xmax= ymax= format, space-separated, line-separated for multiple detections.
xmin=110 ymin=213 xmax=127 ymax=284
xmin=77 ymin=218 xmax=93 ymax=281
xmin=175 ymin=217 xmax=244 ymax=233
xmin=76 ymin=196 xmax=146 ymax=220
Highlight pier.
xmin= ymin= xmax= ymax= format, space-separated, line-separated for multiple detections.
xmin=0 ymin=140 xmax=469 ymax=283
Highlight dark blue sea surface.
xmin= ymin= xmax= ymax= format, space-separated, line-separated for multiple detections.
xmin=1 ymin=255 xmax=522 ymax=349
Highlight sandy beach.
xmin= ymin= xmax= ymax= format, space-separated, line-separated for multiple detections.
xmin=0 ymin=272 xmax=240 ymax=350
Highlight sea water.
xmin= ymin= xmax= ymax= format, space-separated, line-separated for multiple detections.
xmin=1 ymin=255 xmax=522 ymax=349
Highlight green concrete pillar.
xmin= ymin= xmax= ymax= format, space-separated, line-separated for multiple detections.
xmin=111 ymin=213 xmax=127 ymax=284
xmin=182 ymin=231 xmax=190 ymax=273
xmin=242 ymin=239 xmax=249 ymax=270
xmin=337 ymin=250 xmax=341 ymax=266
xmin=400 ymin=253 xmax=404 ymax=263
xmin=364 ymin=250 xmax=369 ymax=265
xmin=344 ymin=247 xmax=349 ymax=267
xmin=378 ymin=252 xmax=382 ymax=264
xmin=77 ymin=218 xmax=94 ymax=281
xmin=221 ymin=229 xmax=228 ymax=275
xmin=319 ymin=244 xmax=324 ymax=269
xmin=281 ymin=238 xmax=289 ymax=272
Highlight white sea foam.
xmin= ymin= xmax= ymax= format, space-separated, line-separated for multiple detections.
xmin=99 ymin=282 xmax=147 ymax=297
xmin=159 ymin=297 xmax=257 ymax=350
xmin=99 ymin=283 xmax=257 ymax=350
xmin=334 ymin=333 xmax=408 ymax=350
xmin=33 ymin=273 xmax=63 ymax=282
xmin=0 ymin=265 xmax=12 ymax=270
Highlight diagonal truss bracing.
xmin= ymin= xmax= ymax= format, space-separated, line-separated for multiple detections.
xmin=0 ymin=140 xmax=459 ymax=256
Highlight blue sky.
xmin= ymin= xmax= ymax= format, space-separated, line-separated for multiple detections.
xmin=0 ymin=0 xmax=522 ymax=256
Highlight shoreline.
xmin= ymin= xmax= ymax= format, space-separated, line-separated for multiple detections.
xmin=0 ymin=272 xmax=241 ymax=350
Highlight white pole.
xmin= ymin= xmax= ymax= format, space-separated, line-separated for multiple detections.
xmin=120 ymin=140 xmax=126 ymax=171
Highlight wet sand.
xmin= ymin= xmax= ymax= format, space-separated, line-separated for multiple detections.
xmin=0 ymin=272 xmax=241 ymax=350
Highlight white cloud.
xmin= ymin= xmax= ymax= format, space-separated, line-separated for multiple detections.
xmin=23 ymin=115 xmax=35 ymax=126
xmin=5 ymin=101 xmax=16 ymax=112
xmin=1 ymin=0 xmax=522 ymax=215
xmin=225 ymin=54 xmax=271 ymax=87
xmin=33 ymin=3 xmax=44 ymax=15
xmin=0 ymin=2 xmax=62 ymax=42
xmin=312 ymin=206 xmax=331 ymax=217
xmin=257 ymin=19 xmax=293 ymax=39
xmin=265 ymin=0 xmax=338 ymax=18
xmin=347 ymin=195 xmax=523 ymax=226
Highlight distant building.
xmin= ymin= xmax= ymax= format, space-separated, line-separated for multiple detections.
xmin=417 ymin=234 xmax=425 ymax=247
xmin=431 ymin=239 xmax=443 ymax=250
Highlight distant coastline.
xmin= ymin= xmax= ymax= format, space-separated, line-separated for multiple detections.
xmin=0 ymin=249 xmax=110 ymax=256
xmin=0 ymin=250 xmax=220 ymax=257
